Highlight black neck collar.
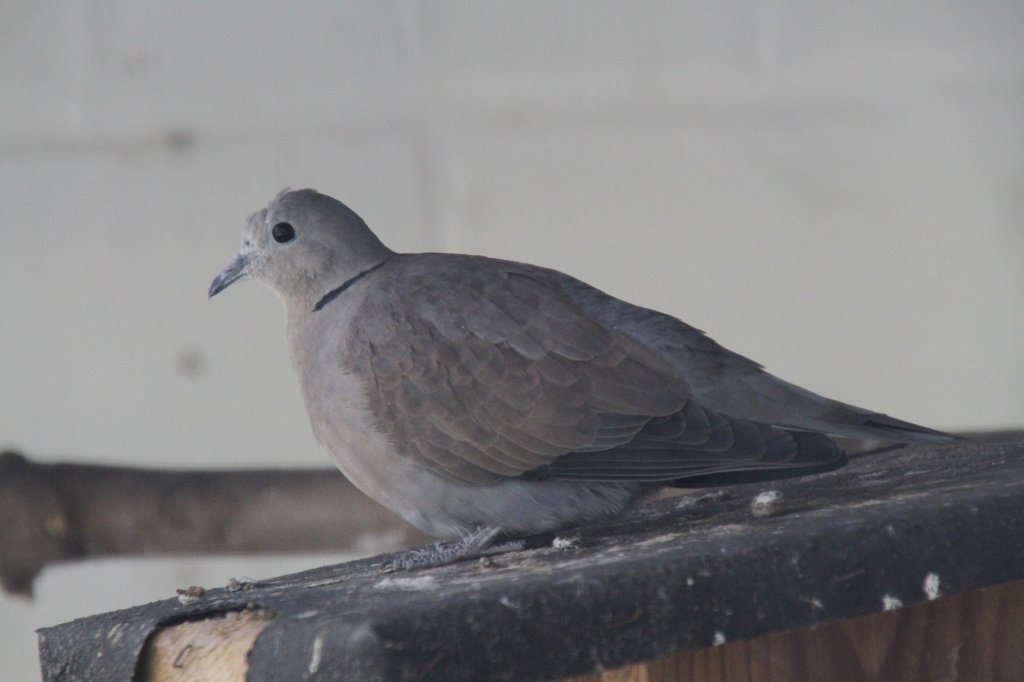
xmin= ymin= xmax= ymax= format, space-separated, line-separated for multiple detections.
xmin=312 ymin=258 xmax=390 ymax=312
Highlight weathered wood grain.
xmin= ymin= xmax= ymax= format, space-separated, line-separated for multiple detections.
xmin=139 ymin=609 xmax=273 ymax=682
xmin=568 ymin=580 xmax=1024 ymax=682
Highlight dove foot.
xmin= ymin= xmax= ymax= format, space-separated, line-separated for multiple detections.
xmin=380 ymin=526 xmax=523 ymax=571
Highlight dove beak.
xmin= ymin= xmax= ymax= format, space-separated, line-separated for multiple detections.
xmin=209 ymin=250 xmax=254 ymax=297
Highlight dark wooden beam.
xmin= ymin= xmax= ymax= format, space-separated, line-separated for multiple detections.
xmin=37 ymin=437 xmax=1024 ymax=681
xmin=0 ymin=451 xmax=427 ymax=597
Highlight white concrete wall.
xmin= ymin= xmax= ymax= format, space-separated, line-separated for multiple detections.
xmin=3 ymin=2 xmax=1022 ymax=678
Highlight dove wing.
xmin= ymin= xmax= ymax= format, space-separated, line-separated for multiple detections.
xmin=346 ymin=256 xmax=843 ymax=485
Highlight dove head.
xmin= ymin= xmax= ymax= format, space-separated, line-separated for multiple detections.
xmin=209 ymin=189 xmax=393 ymax=304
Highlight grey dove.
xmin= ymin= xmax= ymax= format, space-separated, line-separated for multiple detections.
xmin=210 ymin=189 xmax=952 ymax=562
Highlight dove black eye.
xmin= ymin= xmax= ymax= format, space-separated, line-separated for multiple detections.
xmin=272 ymin=222 xmax=296 ymax=243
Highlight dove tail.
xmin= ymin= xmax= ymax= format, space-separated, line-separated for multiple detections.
xmin=783 ymin=408 xmax=958 ymax=445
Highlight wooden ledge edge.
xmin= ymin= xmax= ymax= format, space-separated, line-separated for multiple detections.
xmin=564 ymin=578 xmax=1024 ymax=681
xmin=137 ymin=609 xmax=275 ymax=682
